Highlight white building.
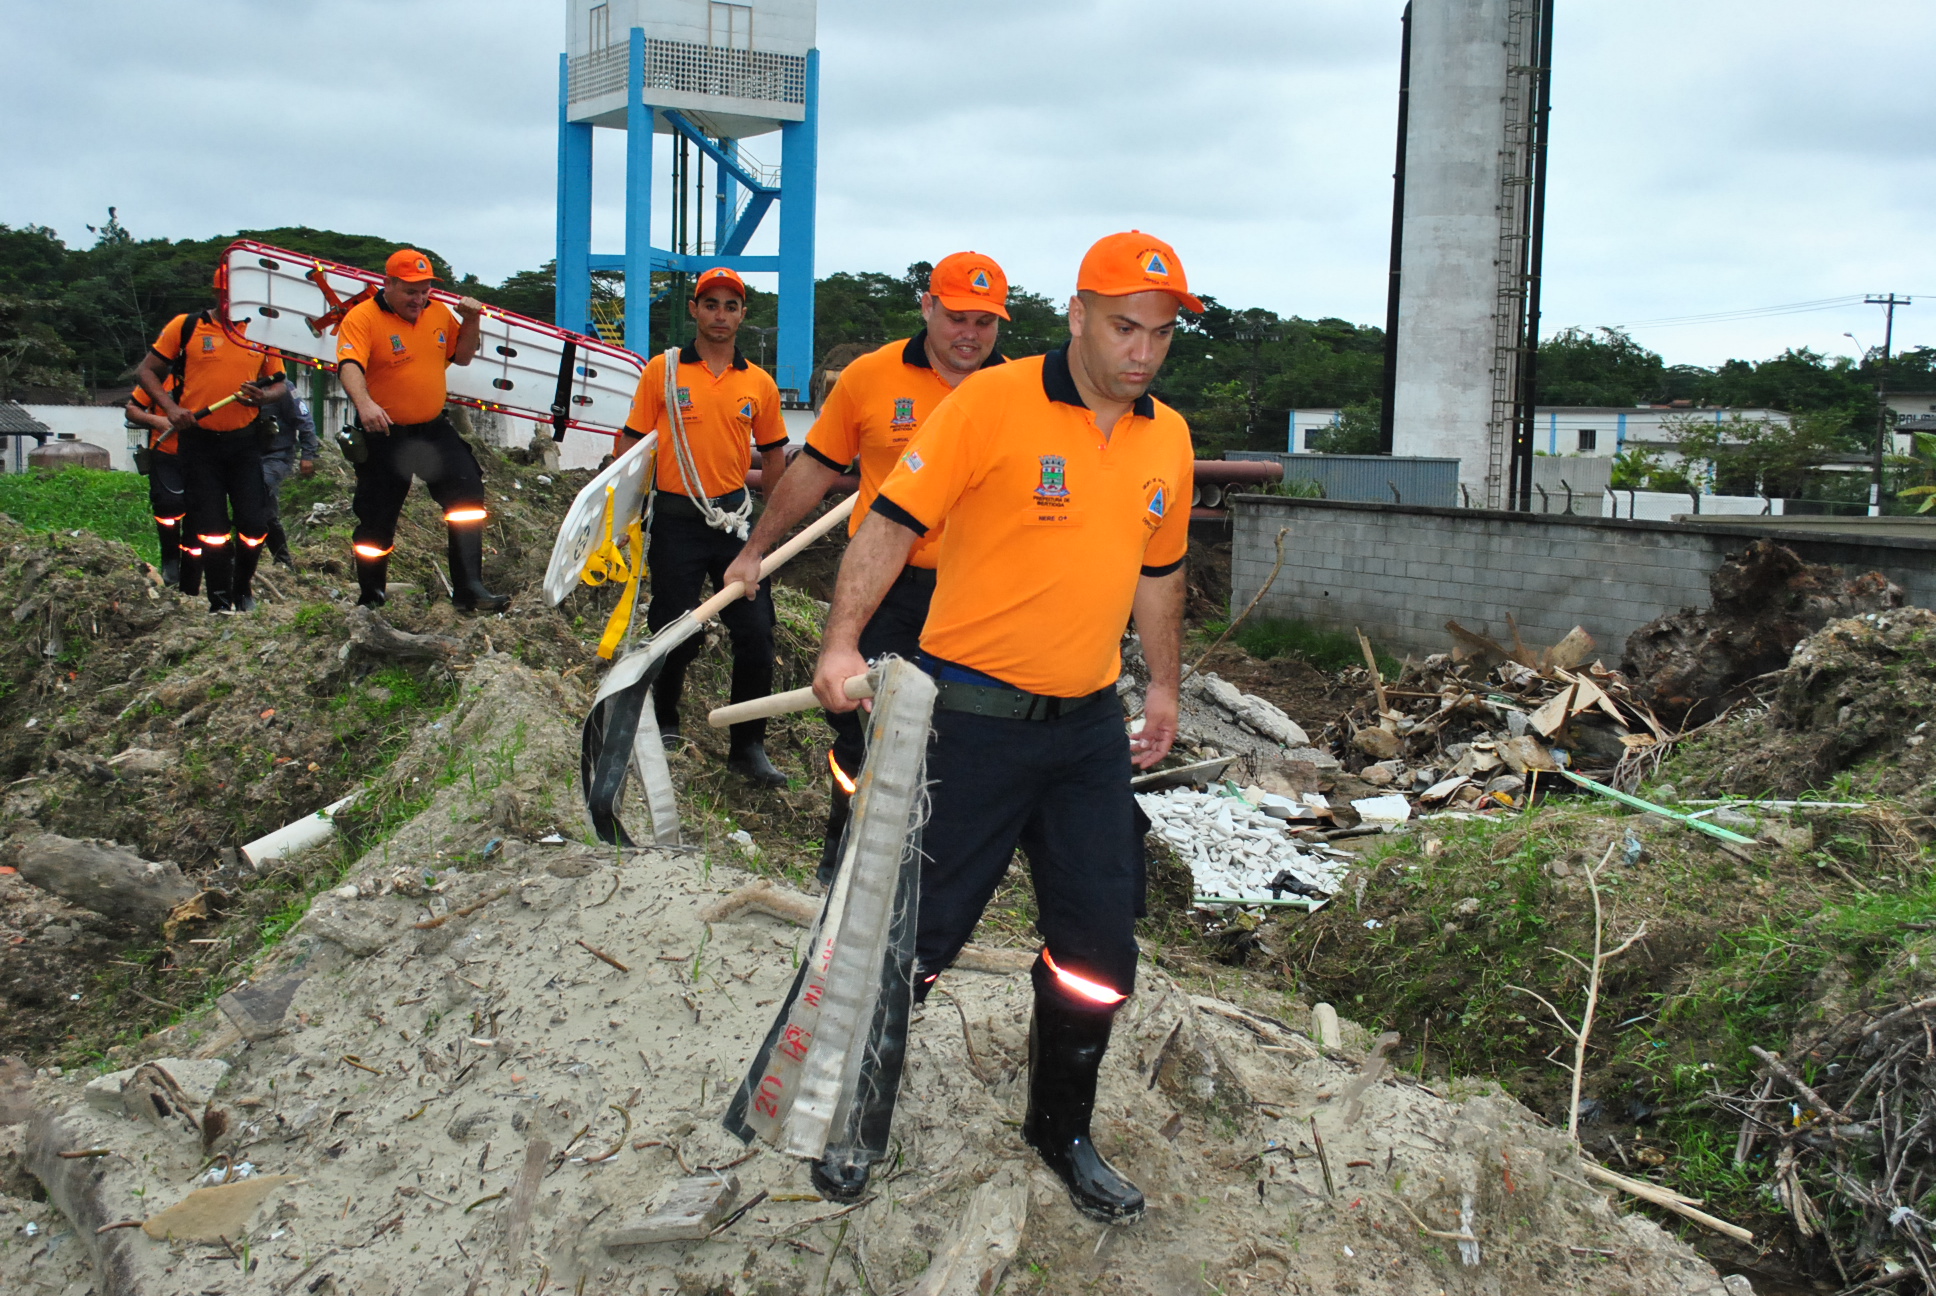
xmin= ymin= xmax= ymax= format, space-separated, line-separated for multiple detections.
xmin=1291 ymin=405 xmax=1791 ymax=458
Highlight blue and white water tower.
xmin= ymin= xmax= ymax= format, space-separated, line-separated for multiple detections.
xmin=555 ymin=0 xmax=819 ymax=400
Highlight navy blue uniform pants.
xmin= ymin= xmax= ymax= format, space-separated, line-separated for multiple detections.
xmin=915 ymin=690 xmax=1143 ymax=1008
xmin=179 ymin=424 xmax=272 ymax=542
xmin=646 ymin=490 xmax=777 ymax=749
xmin=351 ymin=414 xmax=486 ymax=551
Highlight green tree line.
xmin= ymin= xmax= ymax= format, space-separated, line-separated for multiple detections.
xmin=3 ymin=216 xmax=1926 ymax=464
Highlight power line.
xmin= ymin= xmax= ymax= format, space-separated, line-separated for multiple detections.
xmin=1609 ymin=295 xmax=1869 ymax=329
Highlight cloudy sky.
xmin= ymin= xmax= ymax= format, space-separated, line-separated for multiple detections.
xmin=4 ymin=0 xmax=1932 ymax=368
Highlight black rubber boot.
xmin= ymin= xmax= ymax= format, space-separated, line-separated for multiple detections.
xmin=1022 ymin=968 xmax=1145 ymax=1224
xmin=447 ymin=524 xmax=509 ymax=613
xmin=202 ymin=543 xmax=235 ymax=614
xmin=728 ymin=741 xmax=788 ymax=788
xmin=178 ymin=546 xmax=202 ymax=598
xmin=156 ymin=522 xmax=181 ymax=587
xmin=231 ymin=540 xmax=261 ymax=613
xmin=660 ymin=726 xmax=683 ymax=754
xmin=266 ymin=520 xmax=294 ymax=569
xmin=817 ymin=774 xmax=854 ymax=888
xmin=355 ymin=551 xmax=389 ymax=608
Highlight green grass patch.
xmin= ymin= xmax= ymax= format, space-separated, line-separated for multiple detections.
xmin=1210 ymin=615 xmax=1400 ymax=677
xmin=0 ymin=466 xmax=157 ymax=562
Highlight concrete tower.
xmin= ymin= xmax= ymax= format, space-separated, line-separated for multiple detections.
xmin=555 ymin=0 xmax=819 ymax=399
xmin=1387 ymin=0 xmax=1552 ymax=508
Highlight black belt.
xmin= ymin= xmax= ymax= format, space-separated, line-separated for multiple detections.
xmin=897 ymin=565 xmax=937 ymax=591
xmin=656 ymin=487 xmax=749 ymax=519
xmin=932 ymin=679 xmax=1114 ymax=722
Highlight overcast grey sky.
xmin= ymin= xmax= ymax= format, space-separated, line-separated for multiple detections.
xmin=3 ymin=0 xmax=1932 ymax=368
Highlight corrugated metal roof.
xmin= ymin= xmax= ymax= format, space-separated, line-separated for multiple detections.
xmin=0 ymin=402 xmax=52 ymax=436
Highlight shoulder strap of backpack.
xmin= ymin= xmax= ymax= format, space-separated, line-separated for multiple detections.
xmin=166 ymin=310 xmax=206 ymax=397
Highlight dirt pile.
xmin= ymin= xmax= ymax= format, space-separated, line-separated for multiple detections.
xmin=1673 ymin=605 xmax=1936 ymax=805
xmin=1625 ymin=539 xmax=1904 ymax=726
xmin=0 ymin=657 xmax=1742 ymax=1295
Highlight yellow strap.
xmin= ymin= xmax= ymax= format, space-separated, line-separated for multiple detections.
xmin=581 ymin=485 xmax=625 ymax=587
xmin=595 ymin=513 xmax=646 ymax=660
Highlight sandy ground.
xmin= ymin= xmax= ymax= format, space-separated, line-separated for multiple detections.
xmin=0 ymin=653 xmax=1750 ymax=1296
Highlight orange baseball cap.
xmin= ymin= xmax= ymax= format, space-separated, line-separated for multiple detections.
xmin=692 ymin=266 xmax=747 ymax=299
xmin=928 ymin=251 xmax=1010 ymax=320
xmin=384 ymin=248 xmax=438 ymax=282
xmin=1076 ymin=231 xmax=1203 ymax=313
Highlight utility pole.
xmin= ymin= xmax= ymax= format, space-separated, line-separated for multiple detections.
xmin=1866 ymin=293 xmax=1911 ymax=516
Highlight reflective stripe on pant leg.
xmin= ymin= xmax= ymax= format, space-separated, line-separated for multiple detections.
xmin=1019 ymin=698 xmax=1141 ymax=1005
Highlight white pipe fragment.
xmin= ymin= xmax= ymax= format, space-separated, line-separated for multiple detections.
xmin=241 ymin=793 xmax=359 ymax=870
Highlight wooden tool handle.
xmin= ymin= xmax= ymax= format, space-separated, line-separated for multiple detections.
xmin=707 ymin=673 xmax=872 ymax=728
xmin=688 ymin=494 xmax=857 ymax=627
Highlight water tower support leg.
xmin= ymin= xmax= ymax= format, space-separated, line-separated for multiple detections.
xmin=556 ymin=54 xmax=593 ymax=336
xmin=776 ymin=49 xmax=820 ymax=402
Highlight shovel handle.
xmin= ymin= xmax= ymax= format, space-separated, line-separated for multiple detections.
xmin=689 ymin=494 xmax=858 ymax=627
xmin=707 ymin=673 xmax=872 ymax=728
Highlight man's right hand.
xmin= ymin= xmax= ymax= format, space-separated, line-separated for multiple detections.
xmin=722 ymin=547 xmax=766 ymax=601
xmin=814 ymin=644 xmax=870 ymax=713
xmin=164 ymin=402 xmax=197 ymax=433
xmin=356 ymin=399 xmax=392 ymax=434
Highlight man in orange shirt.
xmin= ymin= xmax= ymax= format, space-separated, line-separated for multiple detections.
xmin=810 ymin=233 xmax=1199 ymax=1220
xmin=618 ymin=266 xmax=791 ymax=785
xmin=124 ymin=384 xmax=198 ymax=595
xmin=722 ymin=252 xmax=1010 ymax=881
xmin=335 ymin=248 xmax=499 ymax=611
xmin=135 ymin=288 xmax=288 ymax=613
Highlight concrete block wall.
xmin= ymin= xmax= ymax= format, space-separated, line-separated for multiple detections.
xmin=1230 ymin=495 xmax=1936 ymax=664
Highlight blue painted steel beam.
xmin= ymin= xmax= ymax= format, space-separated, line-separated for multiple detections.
xmin=716 ymin=193 xmax=775 ymax=256
xmin=661 ymin=111 xmax=777 ymax=196
xmin=716 ymin=138 xmax=738 ymax=251
xmin=623 ymin=28 xmax=654 ymax=356
xmin=775 ymin=49 xmax=820 ymax=400
xmin=554 ymin=54 xmax=593 ymax=335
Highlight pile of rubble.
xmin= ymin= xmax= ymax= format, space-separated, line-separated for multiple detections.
xmin=1335 ymin=620 xmax=1670 ymax=808
xmin=1136 ymin=786 xmax=1351 ymax=906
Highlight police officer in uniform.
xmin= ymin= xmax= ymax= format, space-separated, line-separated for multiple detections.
xmin=813 ymin=232 xmax=1200 ymax=1220
xmin=335 ymin=248 xmax=504 ymax=612
xmin=723 ymin=252 xmax=1011 ymax=880
xmin=618 ymin=267 xmax=791 ymax=785
xmin=134 ymin=288 xmax=288 ymax=613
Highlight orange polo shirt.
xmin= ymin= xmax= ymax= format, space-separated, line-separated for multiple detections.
xmin=621 ymin=345 xmax=787 ymax=500
xmin=336 ymin=294 xmax=461 ymax=425
xmin=873 ymin=347 xmax=1194 ymax=698
xmin=802 ymin=332 xmax=1005 ymax=570
xmin=128 ymin=384 xmax=179 ymax=456
xmin=148 ymin=314 xmax=284 ymax=434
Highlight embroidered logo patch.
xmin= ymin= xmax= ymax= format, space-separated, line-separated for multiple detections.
xmin=1035 ymin=454 xmax=1071 ymax=503
xmin=676 ymin=386 xmax=694 ymax=415
xmin=903 ymin=451 xmax=924 ymax=473
xmin=388 ymin=334 xmax=406 ymax=354
xmin=201 ymin=335 xmax=217 ymax=353
xmin=436 ymin=330 xmax=446 ymax=346
xmin=890 ymin=398 xmax=917 ymax=431
xmin=970 ymin=268 xmax=992 ymax=293
xmin=738 ymin=398 xmax=756 ymax=421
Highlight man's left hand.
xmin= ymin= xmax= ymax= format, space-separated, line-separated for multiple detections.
xmin=1130 ymin=684 xmax=1179 ymax=770
xmin=298 ymin=458 xmax=316 ymax=477
xmin=236 ymin=382 xmax=268 ymax=408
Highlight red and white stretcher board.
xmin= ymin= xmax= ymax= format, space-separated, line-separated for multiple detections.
xmin=214 ymin=239 xmax=643 ymax=450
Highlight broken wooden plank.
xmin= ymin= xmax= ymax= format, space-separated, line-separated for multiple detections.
xmin=603 ymin=1172 xmax=740 ymax=1247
